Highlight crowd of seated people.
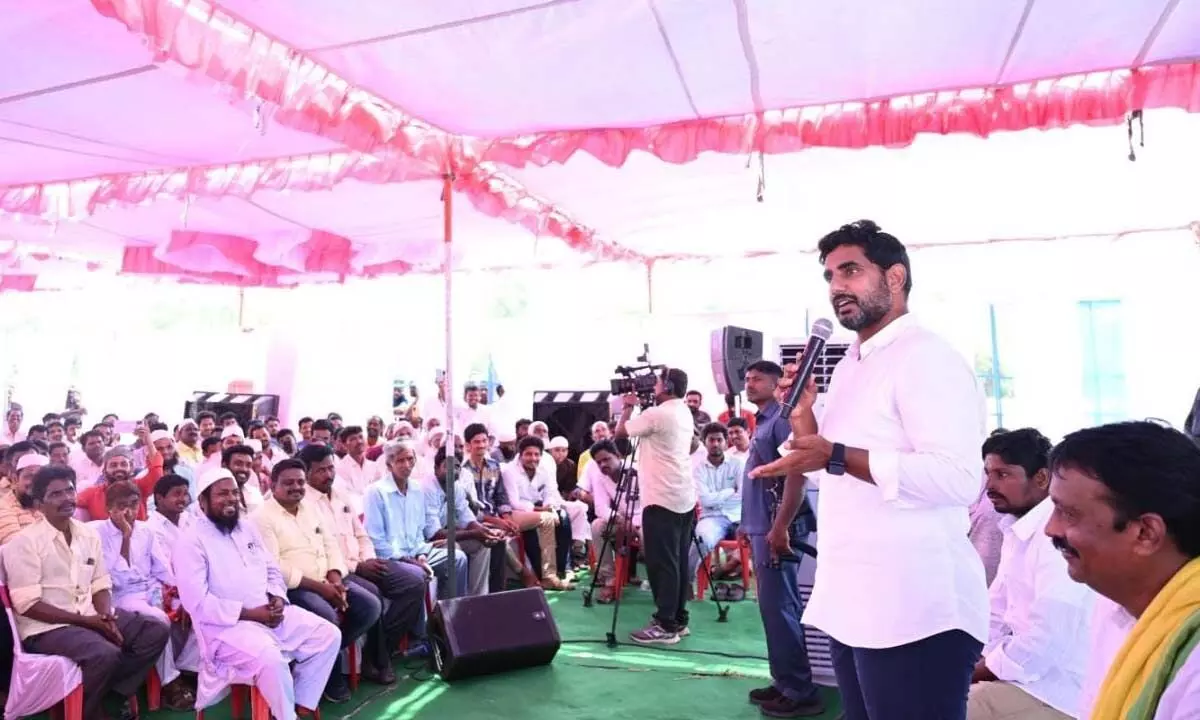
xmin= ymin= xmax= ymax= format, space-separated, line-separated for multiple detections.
xmin=1 ymin=391 xmax=1198 ymax=720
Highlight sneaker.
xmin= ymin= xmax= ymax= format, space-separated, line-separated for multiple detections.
xmin=677 ymin=625 xmax=691 ymax=637
xmin=748 ymin=686 xmax=783 ymax=706
xmin=759 ymin=695 xmax=826 ymax=718
xmin=629 ymin=622 xmax=680 ymax=646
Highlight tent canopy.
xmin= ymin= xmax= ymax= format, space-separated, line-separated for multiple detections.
xmin=1 ymin=0 xmax=1198 ymax=288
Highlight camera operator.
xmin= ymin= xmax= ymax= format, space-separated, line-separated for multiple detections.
xmin=615 ymin=367 xmax=697 ymax=646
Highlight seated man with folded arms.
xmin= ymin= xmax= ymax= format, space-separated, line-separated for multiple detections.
xmin=588 ymin=440 xmax=642 ymax=603
xmin=364 ymin=441 xmax=469 ymax=599
xmin=502 ymin=436 xmax=576 ymax=590
xmin=968 ymin=429 xmax=1094 ymax=720
xmin=3 ymin=465 xmax=169 ymax=720
xmin=97 ymin=480 xmax=201 ymax=710
xmin=689 ymin=422 xmax=744 ymax=583
xmin=423 ymin=444 xmax=506 ymax=596
xmin=175 ymin=468 xmax=340 ymax=720
xmin=252 ymin=460 xmax=382 ymax=704
xmin=298 ymin=445 xmax=426 ymax=685
xmin=0 ymin=452 xmax=47 ymax=544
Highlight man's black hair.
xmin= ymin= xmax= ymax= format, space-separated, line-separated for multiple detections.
xmin=297 ymin=443 xmax=335 ymax=468
xmin=32 ymin=464 xmax=76 ymax=502
xmin=982 ymin=428 xmax=1052 ymax=478
xmin=1050 ymin=421 xmax=1200 ymax=557
xmin=221 ymin=444 xmax=254 ymax=467
xmin=745 ymin=360 xmax=783 ymax=379
xmin=518 ymin=436 xmax=544 ymax=454
xmin=463 ymin=423 xmax=488 ymax=443
xmin=817 ymin=219 xmax=912 ymax=295
xmin=271 ymin=457 xmax=309 ymax=484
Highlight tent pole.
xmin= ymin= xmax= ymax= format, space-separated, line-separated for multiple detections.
xmin=442 ymin=172 xmax=457 ymax=600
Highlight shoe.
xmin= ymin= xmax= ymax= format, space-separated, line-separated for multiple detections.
xmin=749 ymin=686 xmax=783 ymax=706
xmin=323 ymin=675 xmax=352 ymax=704
xmin=629 ymin=622 xmax=680 ymax=646
xmin=759 ymin=695 xmax=826 ymax=718
xmin=361 ymin=663 xmax=397 ymax=685
xmin=677 ymin=625 xmax=691 ymax=637
xmin=404 ymin=640 xmax=431 ymax=659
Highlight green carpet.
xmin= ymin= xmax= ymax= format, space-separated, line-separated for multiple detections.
xmin=137 ymin=584 xmax=841 ymax=720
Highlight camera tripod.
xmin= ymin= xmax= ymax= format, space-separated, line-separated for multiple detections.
xmin=581 ymin=438 xmax=730 ymax=648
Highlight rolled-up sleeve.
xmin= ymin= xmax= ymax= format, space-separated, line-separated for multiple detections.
xmin=3 ymin=533 xmax=44 ymax=613
xmin=869 ymin=340 xmax=985 ymax=509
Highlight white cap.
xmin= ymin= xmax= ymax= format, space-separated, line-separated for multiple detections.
xmin=221 ymin=425 xmax=244 ymax=439
xmin=149 ymin=430 xmax=172 ymax=444
xmin=198 ymin=468 xmax=235 ymax=494
xmin=529 ymin=421 xmax=549 ymax=433
xmin=16 ymin=454 xmax=49 ymax=471
xmin=548 ymin=436 xmax=569 ymax=450
xmin=496 ymin=428 xmax=517 ymax=443
xmin=245 ymin=439 xmax=262 ymax=453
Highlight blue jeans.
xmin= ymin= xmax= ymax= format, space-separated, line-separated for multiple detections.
xmin=830 ymin=629 xmax=981 ymax=720
xmin=749 ymin=533 xmax=820 ymax=703
xmin=426 ymin=545 xmax=469 ymax=598
xmin=688 ymin=515 xmax=737 ymax=578
xmin=288 ymin=580 xmax=383 ymax=691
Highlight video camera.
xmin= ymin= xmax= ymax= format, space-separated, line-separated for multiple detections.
xmin=610 ymin=344 xmax=665 ymax=410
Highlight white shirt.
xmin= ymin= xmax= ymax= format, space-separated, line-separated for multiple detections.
xmin=727 ymin=447 xmax=749 ymax=463
xmin=501 ymin=461 xmax=564 ymax=512
xmin=68 ymin=450 xmax=103 ymax=491
xmin=694 ymin=454 xmax=743 ymax=523
xmin=983 ymin=498 xmax=1094 ymax=716
xmin=1078 ymin=595 xmax=1200 ymax=720
xmin=453 ymin=404 xmax=491 ymax=434
xmin=623 ymin=398 xmax=697 ymax=514
xmin=804 ymin=313 xmax=990 ymax=648
xmin=146 ymin=509 xmax=194 ymax=557
xmin=335 ymin=453 xmax=382 ymax=515
xmin=590 ymin=464 xmax=641 ymax=528
xmin=0 ymin=428 xmax=24 ymax=445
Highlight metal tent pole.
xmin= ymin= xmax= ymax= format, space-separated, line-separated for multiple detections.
xmin=441 ymin=172 xmax=457 ymax=599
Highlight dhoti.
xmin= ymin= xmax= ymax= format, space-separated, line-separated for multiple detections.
xmin=204 ymin=606 xmax=340 ymax=720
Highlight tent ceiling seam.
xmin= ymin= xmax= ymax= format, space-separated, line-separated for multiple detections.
xmin=0 ymin=134 xmax=165 ymax=167
xmin=303 ymin=0 xmax=583 ymax=53
xmin=993 ymin=0 xmax=1037 ymax=85
xmin=1134 ymin=0 xmax=1182 ymax=67
xmin=0 ymin=65 xmax=155 ymax=107
xmin=646 ymin=0 xmax=701 ymax=118
xmin=0 ymin=118 xmax=203 ymax=166
xmin=237 ymin=197 xmax=311 ymax=231
xmin=731 ymin=0 xmax=764 ymax=113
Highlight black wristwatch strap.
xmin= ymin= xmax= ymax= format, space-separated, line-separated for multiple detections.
xmin=827 ymin=442 xmax=846 ymax=476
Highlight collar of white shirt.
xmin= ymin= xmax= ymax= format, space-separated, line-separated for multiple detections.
xmin=854 ymin=312 xmax=917 ymax=360
xmin=998 ymin=495 xmax=1054 ymax=541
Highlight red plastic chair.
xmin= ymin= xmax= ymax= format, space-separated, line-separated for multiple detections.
xmin=695 ymin=538 xmax=752 ymax=600
xmin=610 ymin=536 xmax=641 ymax=601
xmin=195 ymin=685 xmax=320 ymax=720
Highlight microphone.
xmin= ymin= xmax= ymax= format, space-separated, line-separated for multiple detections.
xmin=779 ymin=318 xmax=834 ymax=415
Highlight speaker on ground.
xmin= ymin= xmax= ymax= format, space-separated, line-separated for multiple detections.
xmin=428 ymin=587 xmax=561 ymax=681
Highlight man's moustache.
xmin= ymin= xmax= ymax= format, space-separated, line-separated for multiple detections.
xmin=1050 ymin=535 xmax=1079 ymax=557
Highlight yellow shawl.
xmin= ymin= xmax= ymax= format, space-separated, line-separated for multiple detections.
xmin=1091 ymin=557 xmax=1200 ymax=720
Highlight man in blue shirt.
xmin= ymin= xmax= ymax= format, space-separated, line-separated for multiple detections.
xmin=740 ymin=360 xmax=824 ymax=718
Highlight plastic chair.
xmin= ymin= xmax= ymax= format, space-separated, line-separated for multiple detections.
xmin=610 ymin=536 xmax=640 ymax=601
xmin=695 ymin=538 xmax=752 ymax=600
xmin=341 ymin=612 xmax=360 ymax=692
xmin=0 ymin=584 xmax=84 ymax=720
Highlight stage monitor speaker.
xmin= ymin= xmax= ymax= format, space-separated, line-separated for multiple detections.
xmin=429 ymin=587 xmax=561 ymax=681
xmin=183 ymin=391 xmax=280 ymax=430
xmin=532 ymin=391 xmax=611 ymax=460
xmin=711 ymin=326 xmax=764 ymax=395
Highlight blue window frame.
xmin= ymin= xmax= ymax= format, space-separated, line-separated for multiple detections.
xmin=1078 ymin=300 xmax=1127 ymax=425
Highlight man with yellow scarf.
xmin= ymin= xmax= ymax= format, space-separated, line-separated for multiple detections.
xmin=1045 ymin=421 xmax=1200 ymax=720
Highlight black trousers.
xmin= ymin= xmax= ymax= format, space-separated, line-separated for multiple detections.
xmin=641 ymin=504 xmax=696 ymax=633
xmin=348 ymin=564 xmax=426 ymax=670
xmin=830 ymin=629 xmax=982 ymax=720
xmin=25 ymin=611 xmax=169 ymax=720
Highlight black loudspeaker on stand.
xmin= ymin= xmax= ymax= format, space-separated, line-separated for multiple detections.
xmin=428 ymin=587 xmax=561 ymax=681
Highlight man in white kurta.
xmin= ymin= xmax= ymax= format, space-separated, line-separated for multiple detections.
xmin=174 ymin=468 xmax=340 ymax=720
xmin=96 ymin=481 xmax=201 ymax=709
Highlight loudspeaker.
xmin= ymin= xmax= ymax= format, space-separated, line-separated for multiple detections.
xmin=532 ymin=391 xmax=611 ymax=460
xmin=711 ymin=326 xmax=764 ymax=395
xmin=183 ymin=391 xmax=280 ymax=430
xmin=428 ymin=587 xmax=560 ymax=681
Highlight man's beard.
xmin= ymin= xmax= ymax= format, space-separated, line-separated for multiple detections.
xmin=17 ymin=493 xmax=34 ymax=510
xmin=206 ymin=505 xmax=240 ymax=533
xmin=106 ymin=471 xmax=130 ymax=484
xmin=832 ymin=279 xmax=892 ymax=331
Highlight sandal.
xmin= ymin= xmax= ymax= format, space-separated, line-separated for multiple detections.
xmin=161 ymin=683 xmax=195 ymax=711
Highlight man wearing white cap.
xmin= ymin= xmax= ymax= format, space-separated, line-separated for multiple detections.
xmin=0 ymin=452 xmax=46 ymax=544
xmin=491 ymin=427 xmax=518 ymax=464
xmin=546 ymin=437 xmax=591 ymax=562
xmin=174 ymin=468 xmax=341 ymax=720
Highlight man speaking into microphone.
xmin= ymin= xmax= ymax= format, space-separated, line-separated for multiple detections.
xmin=753 ymin=220 xmax=988 ymax=720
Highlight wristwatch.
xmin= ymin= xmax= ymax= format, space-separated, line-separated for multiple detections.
xmin=827 ymin=442 xmax=846 ymax=476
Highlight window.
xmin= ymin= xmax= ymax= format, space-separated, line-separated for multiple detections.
xmin=1078 ymin=300 xmax=1127 ymax=425
xmin=975 ymin=304 xmax=1013 ymax=430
